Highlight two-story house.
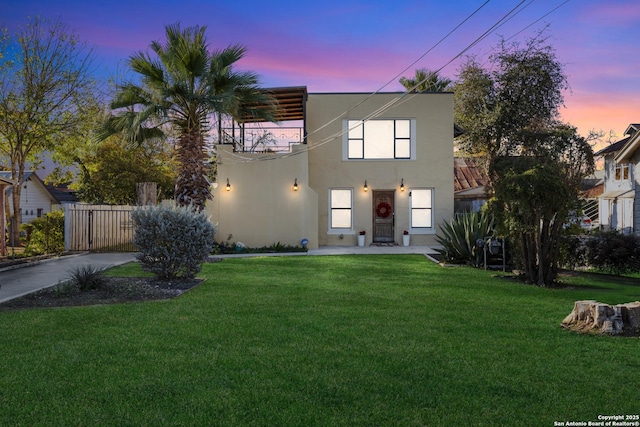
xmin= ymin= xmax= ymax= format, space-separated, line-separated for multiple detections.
xmin=207 ymin=88 xmax=454 ymax=249
xmin=595 ymin=123 xmax=640 ymax=234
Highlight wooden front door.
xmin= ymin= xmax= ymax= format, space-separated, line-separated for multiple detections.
xmin=373 ymin=191 xmax=395 ymax=243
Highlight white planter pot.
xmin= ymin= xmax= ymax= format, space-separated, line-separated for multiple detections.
xmin=357 ymin=235 xmax=365 ymax=247
xmin=402 ymin=234 xmax=410 ymax=246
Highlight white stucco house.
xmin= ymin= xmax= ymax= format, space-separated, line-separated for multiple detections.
xmin=595 ymin=123 xmax=640 ymax=234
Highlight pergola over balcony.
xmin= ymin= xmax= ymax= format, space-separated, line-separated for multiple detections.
xmin=218 ymin=86 xmax=307 ymax=153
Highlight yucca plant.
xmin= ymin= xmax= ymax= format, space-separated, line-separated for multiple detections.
xmin=435 ymin=210 xmax=495 ymax=267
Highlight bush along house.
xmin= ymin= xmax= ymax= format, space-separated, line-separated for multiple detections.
xmin=207 ymin=88 xmax=455 ymax=249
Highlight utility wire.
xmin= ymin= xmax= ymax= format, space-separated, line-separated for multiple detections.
xmin=225 ymin=0 xmax=568 ymax=164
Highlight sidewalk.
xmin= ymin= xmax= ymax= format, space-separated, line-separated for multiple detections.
xmin=0 ymin=246 xmax=438 ymax=304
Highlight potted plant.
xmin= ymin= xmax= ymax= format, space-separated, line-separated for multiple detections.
xmin=402 ymin=230 xmax=410 ymax=246
xmin=358 ymin=230 xmax=366 ymax=247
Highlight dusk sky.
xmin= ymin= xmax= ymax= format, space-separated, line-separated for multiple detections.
xmin=3 ymin=0 xmax=639 ymax=145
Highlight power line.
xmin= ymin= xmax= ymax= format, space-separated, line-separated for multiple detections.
xmin=225 ymin=0 xmax=568 ymax=164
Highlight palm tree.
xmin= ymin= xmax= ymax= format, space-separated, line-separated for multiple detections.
xmin=99 ymin=24 xmax=277 ymax=211
xmin=399 ymin=68 xmax=453 ymax=93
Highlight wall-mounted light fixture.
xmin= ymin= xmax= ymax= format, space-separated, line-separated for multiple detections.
xmin=363 ymin=180 xmax=369 ymax=192
xmin=225 ymin=178 xmax=231 ymax=191
xmin=293 ymin=178 xmax=299 ymax=191
xmin=400 ymin=178 xmax=405 ymax=192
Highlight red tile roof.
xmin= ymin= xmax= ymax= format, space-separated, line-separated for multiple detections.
xmin=454 ymin=158 xmax=487 ymax=193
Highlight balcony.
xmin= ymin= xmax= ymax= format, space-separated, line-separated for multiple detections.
xmin=218 ymin=126 xmax=304 ymax=153
xmin=216 ymin=86 xmax=307 ymax=153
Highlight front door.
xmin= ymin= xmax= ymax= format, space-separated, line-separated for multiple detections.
xmin=373 ymin=190 xmax=394 ymax=243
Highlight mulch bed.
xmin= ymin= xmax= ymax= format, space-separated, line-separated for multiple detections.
xmin=0 ymin=277 xmax=202 ymax=311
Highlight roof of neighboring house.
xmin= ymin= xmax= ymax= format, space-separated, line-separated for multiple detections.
xmin=454 ymin=157 xmax=487 ymax=194
xmin=0 ymin=171 xmax=67 ymax=204
xmin=45 ymin=182 xmax=78 ymax=203
xmin=0 ymin=175 xmax=14 ymax=185
xmin=0 ymin=170 xmax=39 ymax=186
xmin=594 ymin=136 xmax=630 ymax=156
xmin=582 ymin=182 xmax=604 ymax=198
xmin=624 ymin=123 xmax=640 ymax=136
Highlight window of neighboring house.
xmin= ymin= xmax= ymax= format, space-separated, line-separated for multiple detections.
xmin=410 ymin=188 xmax=434 ymax=231
xmin=615 ymin=163 xmax=630 ymax=180
xmin=37 ymin=208 xmax=43 ymax=218
xmin=345 ymin=119 xmax=415 ymax=160
xmin=329 ymin=188 xmax=353 ymax=231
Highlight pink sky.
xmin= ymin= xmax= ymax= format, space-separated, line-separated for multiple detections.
xmin=3 ymin=0 xmax=639 ymax=147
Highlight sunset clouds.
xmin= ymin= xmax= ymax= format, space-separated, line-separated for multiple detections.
xmin=3 ymin=0 xmax=639 ymax=139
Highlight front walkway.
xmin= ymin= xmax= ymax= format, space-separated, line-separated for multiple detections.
xmin=308 ymin=245 xmax=438 ymax=256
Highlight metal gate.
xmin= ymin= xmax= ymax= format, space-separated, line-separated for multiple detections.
xmin=65 ymin=204 xmax=136 ymax=252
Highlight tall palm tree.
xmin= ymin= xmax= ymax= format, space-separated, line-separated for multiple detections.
xmin=399 ymin=68 xmax=453 ymax=93
xmin=99 ymin=24 xmax=277 ymax=211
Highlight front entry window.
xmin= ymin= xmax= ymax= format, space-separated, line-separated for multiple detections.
xmin=410 ymin=188 xmax=433 ymax=229
xmin=329 ymin=188 xmax=353 ymax=231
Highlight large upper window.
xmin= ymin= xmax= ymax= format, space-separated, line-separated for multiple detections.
xmin=410 ymin=188 xmax=433 ymax=230
xmin=345 ymin=119 xmax=415 ymax=160
xmin=329 ymin=189 xmax=353 ymax=231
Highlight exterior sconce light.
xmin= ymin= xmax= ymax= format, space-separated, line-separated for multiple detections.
xmin=363 ymin=180 xmax=368 ymax=192
xmin=293 ymin=178 xmax=299 ymax=191
xmin=400 ymin=178 xmax=405 ymax=192
xmin=225 ymin=178 xmax=231 ymax=191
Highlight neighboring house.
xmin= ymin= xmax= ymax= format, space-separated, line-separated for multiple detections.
xmin=207 ymin=88 xmax=454 ymax=249
xmin=1 ymin=175 xmax=15 ymax=255
xmin=453 ymin=157 xmax=487 ymax=213
xmin=0 ymin=171 xmax=72 ymax=223
xmin=595 ymin=123 xmax=640 ymax=234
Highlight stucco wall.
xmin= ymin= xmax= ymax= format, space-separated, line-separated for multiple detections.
xmin=208 ymin=144 xmax=319 ymax=249
xmin=306 ymin=92 xmax=454 ymax=246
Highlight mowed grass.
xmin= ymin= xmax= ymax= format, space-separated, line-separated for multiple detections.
xmin=1 ymin=255 xmax=639 ymax=426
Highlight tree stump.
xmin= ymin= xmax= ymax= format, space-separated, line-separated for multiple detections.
xmin=137 ymin=182 xmax=157 ymax=206
xmin=562 ymin=300 xmax=640 ymax=336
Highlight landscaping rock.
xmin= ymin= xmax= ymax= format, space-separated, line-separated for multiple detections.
xmin=562 ymin=300 xmax=640 ymax=336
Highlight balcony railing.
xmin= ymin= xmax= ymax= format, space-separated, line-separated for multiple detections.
xmin=218 ymin=127 xmax=304 ymax=153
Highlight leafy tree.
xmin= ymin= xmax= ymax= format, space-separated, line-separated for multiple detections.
xmin=454 ymin=35 xmax=594 ymax=285
xmin=399 ymin=68 xmax=452 ymax=92
xmin=99 ymin=23 xmax=277 ymax=211
xmin=72 ymin=137 xmax=177 ymax=205
xmin=489 ymin=126 xmax=594 ymax=285
xmin=0 ymin=17 xmax=96 ymax=242
xmin=454 ymin=36 xmax=568 ymax=166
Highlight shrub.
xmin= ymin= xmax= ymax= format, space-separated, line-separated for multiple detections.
xmin=67 ymin=265 xmax=107 ymax=291
xmin=584 ymin=231 xmax=640 ymax=275
xmin=131 ymin=204 xmax=215 ymax=279
xmin=23 ymin=210 xmax=65 ymax=256
xmin=558 ymin=234 xmax=589 ymax=271
xmin=435 ymin=210 xmax=495 ymax=267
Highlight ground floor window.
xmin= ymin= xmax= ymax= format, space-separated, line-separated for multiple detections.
xmin=329 ymin=188 xmax=353 ymax=231
xmin=410 ymin=188 xmax=433 ymax=230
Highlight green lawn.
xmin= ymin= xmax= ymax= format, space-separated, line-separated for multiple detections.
xmin=1 ymin=255 xmax=639 ymax=426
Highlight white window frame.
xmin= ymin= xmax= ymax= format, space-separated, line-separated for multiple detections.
xmin=328 ymin=188 xmax=354 ymax=234
xmin=343 ymin=119 xmax=416 ymax=160
xmin=409 ymin=188 xmax=435 ymax=234
xmin=615 ymin=163 xmax=630 ymax=181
